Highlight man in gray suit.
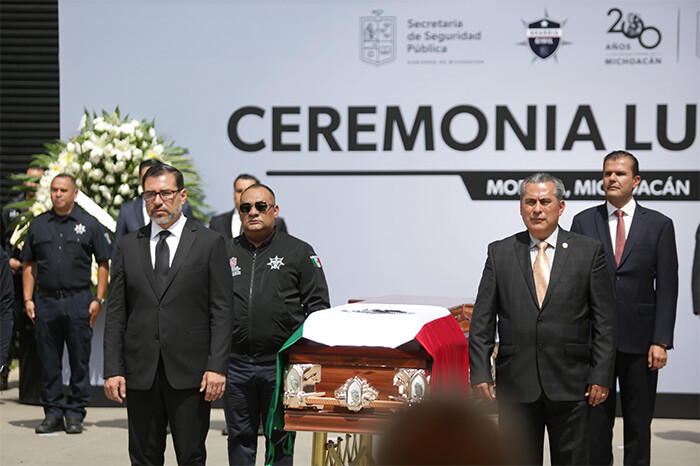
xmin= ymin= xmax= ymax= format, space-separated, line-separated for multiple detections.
xmin=469 ymin=173 xmax=617 ymax=465
xmin=104 ymin=164 xmax=233 ymax=465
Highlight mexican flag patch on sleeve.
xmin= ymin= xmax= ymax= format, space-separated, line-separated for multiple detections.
xmin=310 ymin=255 xmax=322 ymax=268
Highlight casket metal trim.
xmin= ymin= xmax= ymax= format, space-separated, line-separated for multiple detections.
xmin=390 ymin=368 xmax=429 ymax=404
xmin=334 ymin=376 xmax=379 ymax=412
xmin=283 ymin=364 xmax=325 ymax=409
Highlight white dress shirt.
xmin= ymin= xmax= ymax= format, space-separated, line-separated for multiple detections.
xmin=528 ymin=227 xmax=559 ymax=270
xmin=230 ymin=210 xmax=242 ymax=238
xmin=149 ymin=213 xmax=187 ymax=268
xmin=606 ymin=198 xmax=636 ymax=256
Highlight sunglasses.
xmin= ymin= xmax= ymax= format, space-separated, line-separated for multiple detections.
xmin=239 ymin=201 xmax=274 ymax=214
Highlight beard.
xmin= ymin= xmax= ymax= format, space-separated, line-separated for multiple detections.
xmin=150 ymin=204 xmax=182 ymax=225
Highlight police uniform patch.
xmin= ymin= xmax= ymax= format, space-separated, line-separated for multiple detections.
xmin=74 ymin=223 xmax=86 ymax=235
xmin=230 ymin=257 xmax=241 ymax=277
xmin=267 ymin=256 xmax=285 ymax=270
xmin=310 ymin=255 xmax=322 ymax=268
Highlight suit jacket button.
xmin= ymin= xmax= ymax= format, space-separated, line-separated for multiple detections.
xmin=159 ymin=306 xmax=163 ymax=311
xmin=537 ymin=318 xmax=543 ymax=324
xmin=616 ymin=276 xmax=621 ymax=281
xmin=537 ymin=343 xmax=543 ymax=350
xmin=155 ymin=334 xmax=159 ymax=340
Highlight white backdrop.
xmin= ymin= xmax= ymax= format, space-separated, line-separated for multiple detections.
xmin=58 ymin=0 xmax=699 ymax=394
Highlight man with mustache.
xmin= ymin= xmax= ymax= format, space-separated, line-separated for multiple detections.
xmin=104 ymin=164 xmax=233 ymax=465
xmin=112 ymin=159 xmax=194 ymax=258
xmin=571 ymin=150 xmax=678 ymax=465
xmin=469 ymin=172 xmax=616 ymax=465
xmin=209 ymin=173 xmax=288 ymax=241
xmin=224 ymin=183 xmax=329 ymax=465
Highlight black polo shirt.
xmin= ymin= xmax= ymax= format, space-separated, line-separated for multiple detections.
xmin=21 ymin=205 xmax=111 ymax=291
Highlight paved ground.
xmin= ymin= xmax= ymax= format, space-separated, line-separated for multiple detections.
xmin=1 ymin=369 xmax=698 ymax=465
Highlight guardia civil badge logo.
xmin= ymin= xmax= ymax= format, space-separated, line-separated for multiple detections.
xmin=360 ymin=9 xmax=396 ymax=66
xmin=74 ymin=223 xmax=86 ymax=235
xmin=519 ymin=10 xmax=570 ymax=62
xmin=230 ymin=257 xmax=241 ymax=277
xmin=267 ymin=256 xmax=285 ymax=270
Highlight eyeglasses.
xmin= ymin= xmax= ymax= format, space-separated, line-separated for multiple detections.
xmin=239 ymin=201 xmax=274 ymax=214
xmin=142 ymin=189 xmax=181 ymax=202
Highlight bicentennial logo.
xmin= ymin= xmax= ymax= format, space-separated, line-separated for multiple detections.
xmin=607 ymin=8 xmax=661 ymax=49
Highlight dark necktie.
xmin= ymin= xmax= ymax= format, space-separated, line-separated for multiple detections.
xmin=614 ymin=210 xmax=625 ymax=267
xmin=155 ymin=230 xmax=171 ymax=292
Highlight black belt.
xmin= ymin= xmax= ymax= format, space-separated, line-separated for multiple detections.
xmin=38 ymin=287 xmax=89 ymax=299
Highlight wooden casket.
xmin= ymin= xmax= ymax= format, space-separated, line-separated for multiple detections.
xmin=276 ymin=297 xmax=472 ymax=436
xmin=283 ymin=339 xmax=431 ymax=434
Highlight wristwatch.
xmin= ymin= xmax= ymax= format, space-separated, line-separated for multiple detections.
xmin=93 ymin=298 xmax=105 ymax=306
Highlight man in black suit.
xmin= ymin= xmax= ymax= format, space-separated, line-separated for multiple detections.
xmin=104 ymin=164 xmax=233 ymax=465
xmin=112 ymin=159 xmax=193 ymax=257
xmin=469 ymin=173 xmax=617 ymax=465
xmin=571 ymin=150 xmax=678 ymax=465
xmin=209 ymin=174 xmax=287 ymax=239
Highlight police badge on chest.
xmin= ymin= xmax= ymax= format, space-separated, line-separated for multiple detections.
xmin=229 ymin=257 xmax=241 ymax=277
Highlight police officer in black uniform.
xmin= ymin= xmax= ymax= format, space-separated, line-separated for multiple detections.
xmin=22 ymin=173 xmax=110 ymax=434
xmin=1 ymin=166 xmax=44 ymax=399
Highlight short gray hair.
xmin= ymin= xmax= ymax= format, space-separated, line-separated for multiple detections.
xmin=519 ymin=173 xmax=565 ymax=202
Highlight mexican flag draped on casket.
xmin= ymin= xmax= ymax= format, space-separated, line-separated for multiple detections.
xmin=265 ymin=303 xmax=469 ymax=464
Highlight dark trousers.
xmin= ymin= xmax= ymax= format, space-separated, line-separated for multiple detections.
xmin=15 ymin=298 xmax=42 ymax=404
xmin=499 ymin=393 xmax=590 ymax=465
xmin=126 ymin=358 xmax=211 ymax=466
xmin=223 ymin=359 xmax=295 ymax=466
xmin=34 ymin=290 xmax=92 ymax=420
xmin=590 ymin=351 xmax=658 ymax=465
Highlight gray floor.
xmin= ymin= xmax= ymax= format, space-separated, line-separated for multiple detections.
xmin=1 ymin=369 xmax=698 ymax=465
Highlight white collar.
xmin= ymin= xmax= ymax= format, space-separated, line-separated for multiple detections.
xmin=606 ymin=198 xmax=636 ymax=218
xmin=150 ymin=213 xmax=187 ymax=240
xmin=528 ymin=227 xmax=559 ymax=249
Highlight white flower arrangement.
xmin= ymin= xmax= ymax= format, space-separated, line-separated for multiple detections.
xmin=8 ymin=108 xmax=209 ymax=245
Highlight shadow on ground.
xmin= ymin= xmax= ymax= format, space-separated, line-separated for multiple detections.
xmin=9 ymin=418 xmax=130 ymax=430
xmin=9 ymin=419 xmax=44 ymax=430
xmin=91 ymin=418 xmax=129 ymax=429
xmin=655 ymin=430 xmax=700 ymax=444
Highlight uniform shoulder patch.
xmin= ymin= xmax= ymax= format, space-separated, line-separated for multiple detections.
xmin=310 ymin=255 xmax=322 ymax=268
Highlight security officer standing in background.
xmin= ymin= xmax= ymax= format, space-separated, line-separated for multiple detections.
xmin=1 ymin=165 xmax=44 ymax=397
xmin=22 ymin=173 xmax=110 ymax=434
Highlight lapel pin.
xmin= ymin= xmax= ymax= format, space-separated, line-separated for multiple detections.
xmin=562 ymin=243 xmax=568 ymax=249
